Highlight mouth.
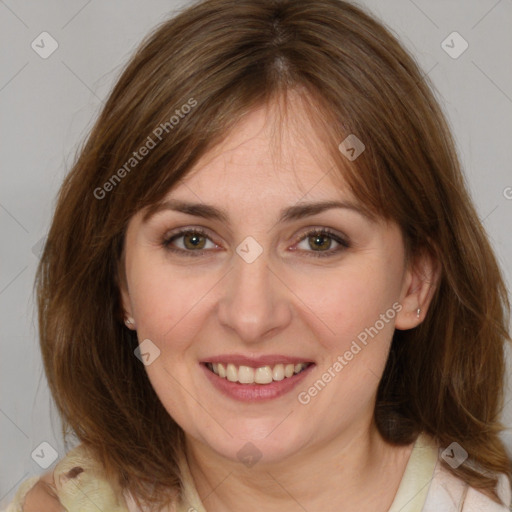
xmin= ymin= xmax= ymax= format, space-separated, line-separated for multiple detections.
xmin=204 ymin=361 xmax=313 ymax=384
xmin=200 ymin=359 xmax=316 ymax=402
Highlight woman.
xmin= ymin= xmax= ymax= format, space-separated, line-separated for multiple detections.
xmin=5 ymin=0 xmax=512 ymax=510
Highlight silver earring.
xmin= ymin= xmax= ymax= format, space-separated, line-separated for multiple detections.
xmin=125 ymin=316 xmax=135 ymax=327
xmin=416 ymin=308 xmax=421 ymax=319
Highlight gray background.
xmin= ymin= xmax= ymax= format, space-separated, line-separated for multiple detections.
xmin=1 ymin=0 xmax=511 ymax=505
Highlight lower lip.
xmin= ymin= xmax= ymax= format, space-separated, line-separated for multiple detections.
xmin=201 ymin=363 xmax=315 ymax=402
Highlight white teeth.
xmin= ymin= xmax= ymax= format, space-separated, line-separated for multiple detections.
xmin=238 ymin=365 xmax=255 ymax=384
xmin=272 ymin=364 xmax=285 ymax=381
xmin=226 ymin=363 xmax=238 ymax=382
xmin=254 ymin=366 xmax=273 ymax=384
xmin=207 ymin=362 xmax=310 ymax=384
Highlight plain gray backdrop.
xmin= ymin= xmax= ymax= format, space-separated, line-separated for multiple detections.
xmin=1 ymin=0 xmax=511 ymax=506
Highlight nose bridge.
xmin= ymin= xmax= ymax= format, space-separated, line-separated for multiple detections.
xmin=216 ymin=246 xmax=291 ymax=342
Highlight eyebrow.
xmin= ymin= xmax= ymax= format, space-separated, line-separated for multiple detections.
xmin=142 ymin=198 xmax=371 ymax=224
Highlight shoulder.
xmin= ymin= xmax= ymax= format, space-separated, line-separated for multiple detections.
xmin=2 ymin=444 xmax=129 ymax=512
xmin=423 ymin=457 xmax=512 ymax=511
xmin=463 ymin=472 xmax=512 ymax=511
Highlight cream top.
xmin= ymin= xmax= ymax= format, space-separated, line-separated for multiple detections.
xmin=3 ymin=432 xmax=511 ymax=511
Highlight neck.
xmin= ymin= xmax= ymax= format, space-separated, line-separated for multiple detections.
xmin=184 ymin=419 xmax=415 ymax=512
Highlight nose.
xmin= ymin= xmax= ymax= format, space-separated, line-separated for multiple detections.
xmin=216 ymin=249 xmax=293 ymax=344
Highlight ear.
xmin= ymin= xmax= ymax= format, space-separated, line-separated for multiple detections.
xmin=117 ymin=250 xmax=136 ymax=330
xmin=395 ymin=248 xmax=441 ymax=330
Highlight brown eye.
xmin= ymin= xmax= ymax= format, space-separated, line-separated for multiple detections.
xmin=295 ymin=228 xmax=350 ymax=258
xmin=308 ymin=233 xmax=333 ymax=251
xmin=182 ymin=232 xmax=207 ymax=250
xmin=162 ymin=228 xmax=219 ymax=256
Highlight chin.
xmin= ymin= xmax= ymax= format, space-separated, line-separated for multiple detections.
xmin=202 ymin=421 xmax=307 ymax=466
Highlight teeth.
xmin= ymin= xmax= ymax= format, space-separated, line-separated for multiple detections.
xmin=238 ymin=365 xmax=255 ymax=384
xmin=255 ymin=366 xmax=273 ymax=384
xmin=272 ymin=364 xmax=285 ymax=381
xmin=207 ymin=362 xmax=310 ymax=384
xmin=226 ymin=363 xmax=238 ymax=382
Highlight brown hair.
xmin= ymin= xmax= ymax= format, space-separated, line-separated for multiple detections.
xmin=35 ymin=0 xmax=511 ymax=508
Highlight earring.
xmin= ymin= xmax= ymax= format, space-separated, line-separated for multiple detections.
xmin=125 ymin=316 xmax=135 ymax=327
xmin=416 ymin=308 xmax=421 ymax=319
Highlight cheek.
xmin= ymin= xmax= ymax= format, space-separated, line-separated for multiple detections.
xmin=291 ymin=259 xmax=400 ymax=351
xmin=127 ymin=254 xmax=221 ymax=351
xmin=292 ymin=264 xmax=401 ymax=417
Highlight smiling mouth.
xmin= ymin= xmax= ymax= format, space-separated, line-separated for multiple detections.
xmin=204 ymin=362 xmax=313 ymax=385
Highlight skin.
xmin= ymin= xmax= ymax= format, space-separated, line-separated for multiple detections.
xmin=25 ymin=93 xmax=439 ymax=511
xmin=119 ymin=94 xmax=439 ymax=512
xmin=22 ymin=470 xmax=64 ymax=511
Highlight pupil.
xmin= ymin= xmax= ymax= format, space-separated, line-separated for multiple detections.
xmin=311 ymin=234 xmax=330 ymax=251
xmin=185 ymin=233 xmax=205 ymax=250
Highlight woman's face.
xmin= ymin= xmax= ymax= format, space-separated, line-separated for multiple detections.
xmin=121 ymin=98 xmax=426 ymax=464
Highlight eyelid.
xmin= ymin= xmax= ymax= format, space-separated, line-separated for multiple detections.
xmin=163 ymin=225 xmax=215 ymax=242
xmin=293 ymin=226 xmax=348 ymax=243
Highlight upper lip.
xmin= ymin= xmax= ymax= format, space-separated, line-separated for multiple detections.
xmin=201 ymin=354 xmax=315 ymax=366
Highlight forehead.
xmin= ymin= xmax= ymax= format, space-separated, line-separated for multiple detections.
xmin=175 ymin=98 xmax=352 ymax=203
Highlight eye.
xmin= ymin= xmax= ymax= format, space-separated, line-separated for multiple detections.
xmin=161 ymin=227 xmax=350 ymax=258
xmin=162 ymin=228 xmax=220 ymax=256
xmin=294 ymin=228 xmax=350 ymax=258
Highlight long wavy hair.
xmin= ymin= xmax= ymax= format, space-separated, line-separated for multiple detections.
xmin=35 ymin=0 xmax=511 ymax=508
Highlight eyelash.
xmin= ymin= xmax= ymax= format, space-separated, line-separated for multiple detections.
xmin=161 ymin=227 xmax=350 ymax=258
